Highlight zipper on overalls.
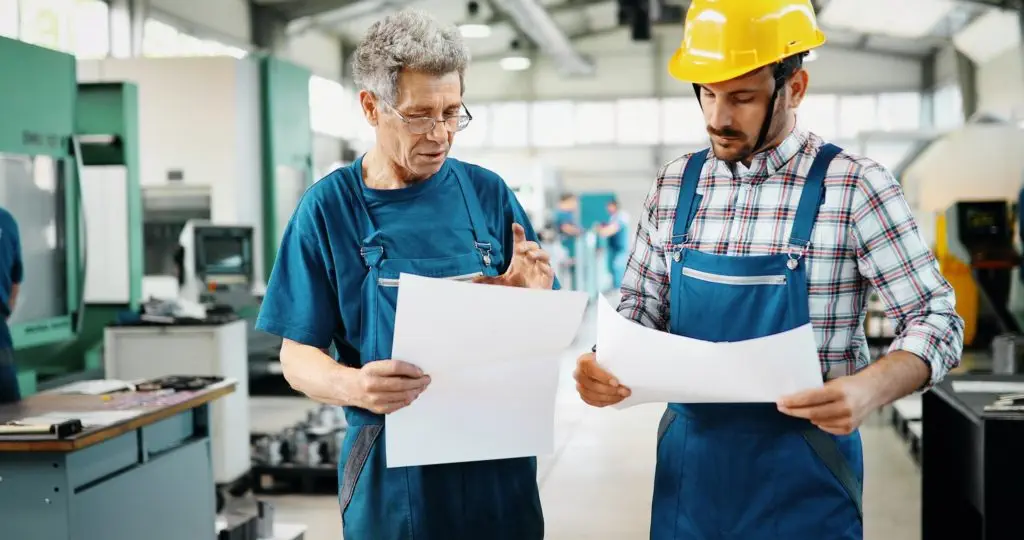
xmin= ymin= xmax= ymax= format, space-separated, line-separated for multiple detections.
xmin=377 ymin=272 xmax=484 ymax=288
xmin=680 ymin=267 xmax=787 ymax=286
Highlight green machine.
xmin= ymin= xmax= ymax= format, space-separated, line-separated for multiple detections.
xmin=0 ymin=36 xmax=142 ymax=394
xmin=260 ymin=55 xmax=314 ymax=286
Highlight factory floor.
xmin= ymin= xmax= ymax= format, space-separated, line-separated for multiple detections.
xmin=258 ymin=303 xmax=923 ymax=540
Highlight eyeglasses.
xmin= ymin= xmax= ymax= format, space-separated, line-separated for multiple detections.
xmin=383 ymin=100 xmax=473 ymax=135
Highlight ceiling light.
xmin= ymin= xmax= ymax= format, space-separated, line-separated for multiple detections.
xmin=500 ymin=55 xmax=531 ymax=71
xmin=804 ymin=49 xmax=819 ymax=63
xmin=458 ymin=23 xmax=491 ymax=39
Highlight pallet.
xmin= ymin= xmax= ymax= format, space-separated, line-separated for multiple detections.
xmin=251 ymin=464 xmax=338 ymax=495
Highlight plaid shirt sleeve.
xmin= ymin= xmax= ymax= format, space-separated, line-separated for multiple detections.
xmin=616 ymin=164 xmax=673 ymax=331
xmin=850 ymin=164 xmax=965 ymax=387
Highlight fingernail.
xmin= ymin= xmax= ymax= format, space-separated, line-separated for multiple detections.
xmin=609 ymin=378 xmax=619 ymax=387
xmin=619 ymin=388 xmax=629 ymax=396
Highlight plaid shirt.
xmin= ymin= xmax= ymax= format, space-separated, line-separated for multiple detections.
xmin=617 ymin=127 xmax=964 ymax=387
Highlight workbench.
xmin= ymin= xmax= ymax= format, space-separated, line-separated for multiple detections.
xmin=922 ymin=374 xmax=1024 ymax=540
xmin=0 ymin=379 xmax=235 ymax=540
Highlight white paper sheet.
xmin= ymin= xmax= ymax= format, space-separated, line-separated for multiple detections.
xmin=386 ymin=273 xmax=589 ymax=468
xmin=596 ymin=296 xmax=824 ymax=408
xmin=14 ymin=409 xmax=146 ymax=428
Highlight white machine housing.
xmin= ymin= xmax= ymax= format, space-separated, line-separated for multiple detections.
xmin=178 ymin=219 xmax=256 ymax=305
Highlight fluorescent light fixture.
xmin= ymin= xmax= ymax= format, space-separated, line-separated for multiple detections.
xmin=500 ymin=55 xmax=531 ymax=71
xmin=820 ymin=0 xmax=957 ymax=39
xmin=458 ymin=23 xmax=491 ymax=39
xmin=953 ymin=9 xmax=1021 ymax=65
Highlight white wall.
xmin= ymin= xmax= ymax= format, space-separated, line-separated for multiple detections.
xmin=465 ymin=28 xmax=925 ymax=102
xmin=975 ymin=46 xmax=1024 ymax=119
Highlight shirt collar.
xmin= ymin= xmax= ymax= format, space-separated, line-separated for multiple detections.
xmin=715 ymin=127 xmax=808 ymax=182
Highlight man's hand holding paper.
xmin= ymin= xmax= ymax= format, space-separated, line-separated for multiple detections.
xmin=579 ymin=296 xmax=824 ymax=408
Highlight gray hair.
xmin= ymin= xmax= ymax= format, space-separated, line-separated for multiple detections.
xmin=352 ymin=8 xmax=471 ymax=104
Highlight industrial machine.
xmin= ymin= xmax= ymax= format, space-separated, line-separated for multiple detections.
xmin=936 ymin=201 xmax=1023 ymax=370
xmin=0 ymin=37 xmax=143 ymax=393
xmin=178 ymin=220 xmax=257 ymax=308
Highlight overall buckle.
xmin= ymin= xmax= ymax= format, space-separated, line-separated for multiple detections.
xmin=475 ymin=242 xmax=492 ymax=267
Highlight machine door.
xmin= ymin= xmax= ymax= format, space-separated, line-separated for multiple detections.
xmin=0 ymin=153 xmax=68 ymax=325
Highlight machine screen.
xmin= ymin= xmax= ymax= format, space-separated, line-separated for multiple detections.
xmin=959 ymin=202 xmax=1009 ymax=247
xmin=200 ymin=235 xmax=247 ymax=275
xmin=0 ymin=154 xmax=68 ymax=324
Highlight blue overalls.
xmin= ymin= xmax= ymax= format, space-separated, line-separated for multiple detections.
xmin=336 ymin=162 xmax=545 ymax=540
xmin=651 ymin=145 xmax=864 ymax=539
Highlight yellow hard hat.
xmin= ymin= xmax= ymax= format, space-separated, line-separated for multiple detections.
xmin=668 ymin=0 xmax=827 ymax=84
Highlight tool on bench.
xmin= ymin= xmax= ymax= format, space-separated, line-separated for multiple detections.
xmin=983 ymin=393 xmax=1024 ymax=412
xmin=0 ymin=418 xmax=84 ymax=438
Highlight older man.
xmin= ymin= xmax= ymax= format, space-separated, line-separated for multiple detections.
xmin=256 ymin=8 xmax=552 ymax=540
xmin=0 ymin=206 xmax=21 ymax=403
xmin=574 ymin=1 xmax=964 ymax=539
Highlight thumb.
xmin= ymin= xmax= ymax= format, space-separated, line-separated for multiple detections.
xmin=511 ymin=222 xmax=527 ymax=245
xmin=472 ymin=275 xmax=500 ymax=285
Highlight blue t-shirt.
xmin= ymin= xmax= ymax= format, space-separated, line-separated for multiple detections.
xmin=0 ymin=208 xmax=22 ymax=349
xmin=606 ymin=211 xmax=630 ymax=252
xmin=255 ymin=157 xmax=556 ymax=366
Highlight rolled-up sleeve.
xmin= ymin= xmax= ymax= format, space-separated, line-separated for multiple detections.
xmin=617 ymin=165 xmax=672 ymax=331
xmin=850 ymin=165 xmax=965 ymax=387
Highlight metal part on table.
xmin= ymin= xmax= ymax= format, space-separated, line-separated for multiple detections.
xmin=250 ymin=404 xmax=346 ymax=468
xmin=257 ymin=500 xmax=275 ymax=538
xmin=991 ymin=334 xmax=1024 ymax=374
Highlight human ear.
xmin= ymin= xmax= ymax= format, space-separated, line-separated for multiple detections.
xmin=786 ymin=69 xmax=810 ymax=108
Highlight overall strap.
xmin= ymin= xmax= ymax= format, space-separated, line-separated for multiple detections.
xmin=449 ymin=160 xmax=494 ymax=267
xmin=802 ymin=428 xmax=863 ymax=521
xmin=788 ymin=143 xmax=842 ymax=248
xmin=348 ymin=156 xmax=386 ymax=269
xmin=672 ymin=149 xmax=710 ymax=240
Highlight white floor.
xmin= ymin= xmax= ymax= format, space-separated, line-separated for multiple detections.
xmin=259 ymin=303 xmax=922 ymax=539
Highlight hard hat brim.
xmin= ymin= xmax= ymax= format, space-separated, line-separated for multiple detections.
xmin=667 ymin=38 xmax=826 ymax=85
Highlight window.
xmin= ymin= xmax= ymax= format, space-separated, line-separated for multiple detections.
xmin=864 ymin=140 xmax=918 ymax=172
xmin=796 ymin=94 xmax=838 ymax=139
xmin=0 ymin=0 xmax=18 ymax=38
xmin=19 ymin=0 xmax=69 ymax=51
xmin=530 ymin=100 xmax=575 ymax=148
xmin=456 ymin=104 xmax=489 ymax=148
xmin=309 ymin=76 xmax=348 ymax=138
xmin=661 ymin=97 xmax=707 ymax=144
xmin=877 ymin=92 xmax=922 ymax=131
xmin=489 ymin=101 xmax=529 ymax=148
xmin=72 ymin=0 xmax=109 ymax=59
xmin=933 ymin=84 xmax=963 ymax=130
xmin=837 ymin=95 xmax=878 ymax=139
xmin=615 ymin=98 xmax=660 ymax=145
xmin=573 ymin=101 xmax=616 ymax=145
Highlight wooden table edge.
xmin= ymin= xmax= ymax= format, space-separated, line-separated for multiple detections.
xmin=0 ymin=383 xmax=236 ymax=453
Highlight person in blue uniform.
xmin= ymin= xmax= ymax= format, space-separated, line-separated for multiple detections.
xmin=0 ymin=207 xmax=22 ymax=403
xmin=255 ymin=8 xmax=555 ymax=540
xmin=553 ymin=193 xmax=581 ymax=288
xmin=595 ymin=198 xmax=630 ymax=291
xmin=574 ymin=2 xmax=963 ymax=539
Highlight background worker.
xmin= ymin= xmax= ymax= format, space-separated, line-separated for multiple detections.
xmin=594 ymin=198 xmax=630 ymax=291
xmin=0 ymin=206 xmax=22 ymax=403
xmin=256 ymin=9 xmax=554 ymax=540
xmin=553 ymin=192 xmax=582 ymax=288
xmin=573 ymin=2 xmax=964 ymax=539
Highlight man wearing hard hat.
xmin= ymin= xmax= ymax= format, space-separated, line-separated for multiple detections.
xmin=574 ymin=1 xmax=965 ymax=538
